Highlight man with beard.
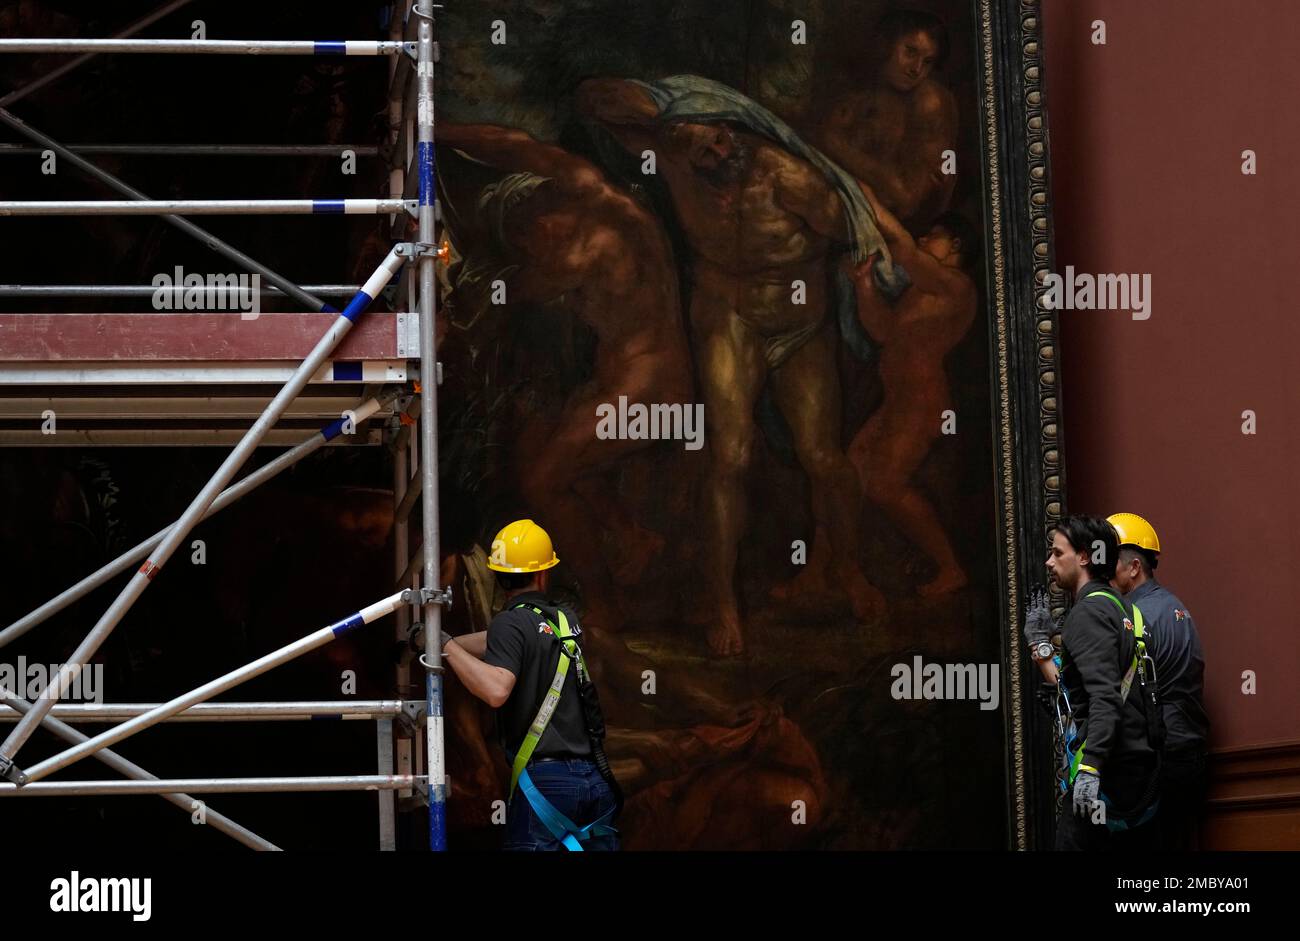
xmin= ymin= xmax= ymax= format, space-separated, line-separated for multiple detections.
xmin=1046 ymin=514 xmax=1161 ymax=850
xmin=578 ymin=75 xmax=893 ymax=657
xmin=815 ymin=8 xmax=958 ymax=230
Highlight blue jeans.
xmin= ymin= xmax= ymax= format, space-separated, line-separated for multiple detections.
xmin=504 ymin=758 xmax=620 ymax=851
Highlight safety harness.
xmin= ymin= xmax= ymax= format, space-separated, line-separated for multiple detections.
xmin=506 ymin=602 xmax=621 ymax=851
xmin=1058 ymin=590 xmax=1163 ymax=831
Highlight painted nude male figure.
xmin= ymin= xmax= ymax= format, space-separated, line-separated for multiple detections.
xmin=577 ymin=77 xmax=887 ymax=656
xmin=436 ymin=122 xmax=692 ymax=629
xmin=815 ymin=9 xmax=958 ymax=230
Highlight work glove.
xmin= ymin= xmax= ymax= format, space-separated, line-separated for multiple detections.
xmin=1072 ymin=769 xmax=1101 ymax=818
xmin=1023 ymin=588 xmax=1057 ymax=650
xmin=439 ymin=629 xmax=455 ymax=652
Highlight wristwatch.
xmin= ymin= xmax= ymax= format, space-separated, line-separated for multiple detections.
xmin=1033 ymin=641 xmax=1054 ymax=661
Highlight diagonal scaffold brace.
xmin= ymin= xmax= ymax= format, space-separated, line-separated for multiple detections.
xmin=12 ymin=590 xmax=418 ymax=784
xmin=0 ymin=389 xmax=406 ymax=650
xmin=0 ymin=247 xmax=408 ymax=786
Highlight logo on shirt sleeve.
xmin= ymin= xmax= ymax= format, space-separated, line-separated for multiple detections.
xmin=1174 ymin=609 xmax=1188 ymax=621
xmin=537 ymin=621 xmax=554 ymax=635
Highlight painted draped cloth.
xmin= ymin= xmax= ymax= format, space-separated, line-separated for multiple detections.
xmin=628 ymin=74 xmax=910 ymax=361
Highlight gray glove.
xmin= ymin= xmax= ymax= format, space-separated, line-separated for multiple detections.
xmin=1072 ymin=769 xmax=1101 ymax=818
xmin=1023 ymin=588 xmax=1056 ymax=649
xmin=439 ymin=629 xmax=455 ymax=652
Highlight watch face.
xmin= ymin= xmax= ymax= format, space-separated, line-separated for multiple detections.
xmin=1036 ymin=643 xmax=1054 ymax=659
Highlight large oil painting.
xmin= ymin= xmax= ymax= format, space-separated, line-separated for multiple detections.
xmin=431 ymin=0 xmax=1060 ymax=849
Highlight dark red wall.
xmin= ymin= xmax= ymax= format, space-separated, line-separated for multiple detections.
xmin=1043 ymin=0 xmax=1300 ymax=751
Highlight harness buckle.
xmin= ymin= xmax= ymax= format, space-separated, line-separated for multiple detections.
xmin=1139 ymin=649 xmax=1158 ymax=686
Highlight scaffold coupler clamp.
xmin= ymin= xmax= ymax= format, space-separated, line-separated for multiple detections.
xmin=402 ymin=586 xmax=452 ymax=610
xmin=397 ymin=40 xmax=437 ymax=63
xmin=400 ymin=699 xmax=427 ymax=731
xmin=0 ymin=754 xmax=28 ymax=786
xmin=396 ymin=240 xmax=451 ymax=264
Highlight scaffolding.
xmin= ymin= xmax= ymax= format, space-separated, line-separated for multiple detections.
xmin=0 ymin=2 xmax=447 ymax=850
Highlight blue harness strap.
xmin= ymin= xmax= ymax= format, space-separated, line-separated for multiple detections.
xmin=516 ymin=768 xmax=618 ymax=852
xmin=506 ymin=600 xmax=619 ymax=851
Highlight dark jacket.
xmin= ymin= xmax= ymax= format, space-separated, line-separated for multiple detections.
xmin=1127 ymin=579 xmax=1209 ymax=755
xmin=1059 ymin=579 xmax=1158 ymax=812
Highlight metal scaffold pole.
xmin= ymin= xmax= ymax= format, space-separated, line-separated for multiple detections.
xmin=0 ymin=39 xmax=407 ymax=56
xmin=0 ymin=144 xmax=380 ymax=156
xmin=391 ymin=401 xmax=417 ymax=842
xmin=414 ymin=0 xmax=447 ymax=853
xmin=0 ymin=701 xmax=408 ymax=723
xmin=0 ymin=198 xmax=411 ymax=216
xmin=0 ymin=283 xmax=362 ymax=298
xmin=0 ymin=775 xmax=422 ymax=797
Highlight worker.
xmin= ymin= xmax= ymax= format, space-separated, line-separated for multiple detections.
xmin=1108 ymin=512 xmax=1210 ymax=850
xmin=440 ymin=519 xmax=622 ymax=851
xmin=1045 ymin=514 xmax=1161 ymax=850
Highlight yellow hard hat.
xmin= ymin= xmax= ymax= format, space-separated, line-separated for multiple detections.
xmin=1107 ymin=512 xmax=1161 ymax=554
xmin=487 ymin=519 xmax=560 ymax=573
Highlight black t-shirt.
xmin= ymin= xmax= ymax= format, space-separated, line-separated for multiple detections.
xmin=482 ymin=591 xmax=592 ymax=761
